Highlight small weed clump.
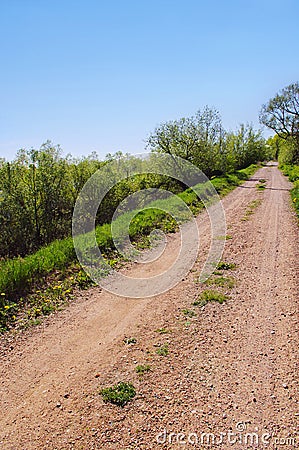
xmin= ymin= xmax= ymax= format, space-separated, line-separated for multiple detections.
xmin=193 ymin=289 xmax=228 ymax=307
xmin=257 ymin=179 xmax=267 ymax=190
xmin=155 ymin=327 xmax=171 ymax=334
xmin=123 ymin=337 xmax=137 ymax=345
xmin=100 ymin=382 xmax=136 ymax=407
xmin=135 ymin=364 xmax=151 ymax=375
xmin=204 ymin=276 xmax=235 ymax=288
xmin=216 ymin=234 xmax=233 ymax=240
xmin=241 ymin=199 xmax=262 ymax=221
xmin=216 ymin=261 xmax=236 ymax=271
xmin=156 ymin=344 xmax=169 ymax=356
xmin=182 ymin=308 xmax=196 ymax=318
xmin=212 ymin=270 xmax=223 ymax=276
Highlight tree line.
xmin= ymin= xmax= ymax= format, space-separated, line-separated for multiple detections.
xmin=0 ymin=107 xmax=271 ymax=260
xmin=146 ymin=106 xmax=267 ymax=176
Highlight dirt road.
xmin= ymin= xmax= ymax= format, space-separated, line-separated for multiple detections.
xmin=0 ymin=164 xmax=298 ymax=449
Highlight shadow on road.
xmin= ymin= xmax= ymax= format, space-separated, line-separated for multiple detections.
xmin=237 ymin=185 xmax=291 ymax=192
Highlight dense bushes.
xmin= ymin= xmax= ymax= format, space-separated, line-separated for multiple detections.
xmin=266 ymin=135 xmax=298 ymax=166
xmin=146 ymin=107 xmax=269 ymax=176
xmin=0 ymin=146 xmax=152 ymax=258
xmin=0 ymin=108 xmax=268 ymax=260
xmin=0 ymin=143 xmax=101 ymax=257
xmin=260 ymin=81 xmax=299 ymax=163
xmin=0 ymin=164 xmax=258 ymax=313
xmin=280 ymin=164 xmax=299 ymax=218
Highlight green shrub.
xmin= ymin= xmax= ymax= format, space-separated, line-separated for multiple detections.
xmin=155 ymin=327 xmax=171 ymax=334
xmin=135 ymin=364 xmax=151 ymax=375
xmin=123 ymin=337 xmax=137 ymax=345
xmin=216 ymin=261 xmax=236 ymax=271
xmin=0 ymin=163 xmax=258 ymax=332
xmin=182 ymin=308 xmax=196 ymax=317
xmin=156 ymin=344 xmax=169 ymax=356
xmin=193 ymin=289 xmax=228 ymax=307
xmin=204 ymin=276 xmax=235 ymax=288
xmin=280 ymin=164 xmax=299 ymax=218
xmin=100 ymin=382 xmax=136 ymax=407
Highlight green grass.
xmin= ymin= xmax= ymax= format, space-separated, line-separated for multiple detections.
xmin=193 ymin=289 xmax=228 ymax=307
xmin=210 ymin=164 xmax=258 ymax=197
xmin=216 ymin=261 xmax=236 ymax=271
xmin=256 ymin=178 xmax=267 ymax=190
xmin=182 ymin=308 xmax=196 ymax=318
xmin=135 ymin=364 xmax=151 ymax=375
xmin=215 ymin=234 xmax=233 ymax=240
xmin=280 ymin=164 xmax=299 ymax=182
xmin=0 ymin=264 xmax=95 ymax=333
xmin=194 ymin=264 xmax=236 ymax=284
xmin=123 ymin=337 xmax=137 ymax=345
xmin=155 ymin=327 xmax=171 ymax=334
xmin=0 ymin=163 xmax=259 ymax=333
xmin=155 ymin=343 xmax=169 ymax=356
xmin=100 ymin=382 xmax=136 ymax=407
xmin=280 ymin=164 xmax=299 ymax=219
xmin=204 ymin=276 xmax=235 ymax=288
xmin=241 ymin=199 xmax=262 ymax=221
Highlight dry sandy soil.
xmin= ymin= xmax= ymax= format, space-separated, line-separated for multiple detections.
xmin=0 ymin=164 xmax=298 ymax=449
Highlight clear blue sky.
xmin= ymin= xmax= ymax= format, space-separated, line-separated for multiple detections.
xmin=1 ymin=0 xmax=298 ymax=160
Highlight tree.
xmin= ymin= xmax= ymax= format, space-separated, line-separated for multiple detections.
xmin=146 ymin=106 xmax=225 ymax=177
xmin=0 ymin=142 xmax=75 ymax=257
xmin=224 ymin=124 xmax=266 ymax=170
xmin=259 ymin=82 xmax=299 ymax=162
xmin=146 ymin=108 xmax=266 ymax=176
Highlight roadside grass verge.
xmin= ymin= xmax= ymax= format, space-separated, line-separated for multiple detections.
xmin=0 ymin=264 xmax=96 ymax=332
xmin=280 ymin=164 xmax=299 ymax=219
xmin=0 ymin=164 xmax=259 ymax=332
xmin=210 ymin=164 xmax=258 ymax=197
